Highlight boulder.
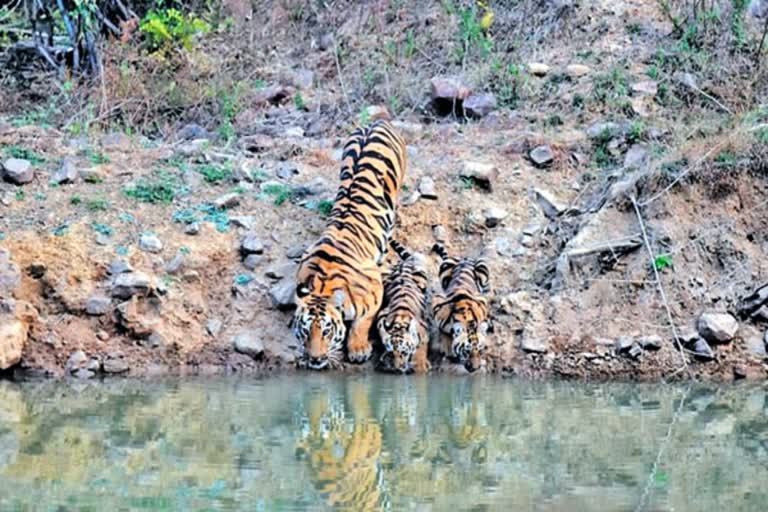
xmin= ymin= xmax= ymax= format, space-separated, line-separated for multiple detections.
xmin=463 ymin=93 xmax=497 ymax=118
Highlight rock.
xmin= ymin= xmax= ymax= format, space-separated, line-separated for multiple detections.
xmin=532 ymin=188 xmax=566 ymax=219
xmin=499 ymin=291 xmax=532 ymax=315
xmin=139 ymin=232 xmax=163 ymax=253
xmin=266 ymin=262 xmax=297 ymax=280
xmin=391 ymin=120 xmax=424 ymax=139
xmin=206 ymin=319 xmax=223 ymax=338
xmin=2 ymin=158 xmax=34 ymax=185
xmin=483 ymin=207 xmax=508 ymax=228
xmin=96 ymin=330 xmax=109 ymax=341
xmin=73 ymin=368 xmax=95 ymax=379
xmin=566 ymin=64 xmax=590 ymax=78
xmin=0 ymin=250 xmax=21 ymax=296
xmin=177 ymin=140 xmax=208 ymax=159
xmin=638 ymin=335 xmax=662 ymax=351
xmin=430 ymin=76 xmax=472 ymax=102
xmin=289 ymin=69 xmax=314 ymax=90
xmin=243 ymin=254 xmax=263 ymax=270
xmin=185 ymin=222 xmax=201 ymax=235
xmin=284 ymin=126 xmax=305 ymax=138
xmin=432 ymin=224 xmax=448 ymax=244
xmin=677 ymin=327 xmax=700 ymax=346
xmin=165 ymin=253 xmax=184 ymax=275
xmin=632 ymin=80 xmax=658 ymax=95
xmin=587 ymin=121 xmax=623 ymax=139
xmin=697 ymin=312 xmax=739 ymax=344
xmin=528 ymin=62 xmax=550 ymax=76
xmin=270 ymin=280 xmax=297 ymax=310
xmin=318 ymin=32 xmax=334 ymax=50
xmin=144 ymin=331 xmax=165 ymax=349
xmin=51 ymin=157 xmax=79 ymax=184
xmin=65 ymin=350 xmax=88 ymax=373
xmin=460 ymin=161 xmax=499 ymax=191
xmin=521 ymin=338 xmax=548 ymax=353
xmin=286 ymin=244 xmax=307 ymax=259
xmin=363 ymin=105 xmax=391 ymax=121
xmin=103 ymin=354 xmax=129 ymax=374
xmin=529 ymin=145 xmax=555 ymax=167
xmin=240 ymin=233 xmax=265 ymax=256
xmin=494 ymin=237 xmax=514 ymax=257
xmin=85 ymin=296 xmax=111 ymax=316
xmin=291 ymin=177 xmax=328 ymax=197
xmin=78 ymin=167 xmax=107 ymax=183
xmin=111 ymin=272 xmax=152 ymax=299
xmin=463 ymin=93 xmax=497 ymax=118
xmin=107 ymin=260 xmax=133 ymax=275
xmin=418 ymin=176 xmax=438 ymax=200
xmin=228 ymin=216 xmax=255 ymax=230
xmin=100 ymin=132 xmax=129 ymax=148
xmin=276 ymin=162 xmax=299 ymax=180
xmin=213 ymin=192 xmax=241 ymax=209
xmin=746 ymin=332 xmax=766 ymax=357
xmin=614 ymin=336 xmax=635 ymax=353
xmin=254 ymin=84 xmax=290 ymax=105
xmin=624 ymin=144 xmax=649 ymax=169
xmin=233 ymin=332 xmax=264 ymax=358
xmin=692 ymin=338 xmax=715 ymax=361
xmin=0 ymin=320 xmax=26 ymax=370
xmin=175 ymin=123 xmax=210 ymax=141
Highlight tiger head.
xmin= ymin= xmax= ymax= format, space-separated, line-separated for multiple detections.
xmin=378 ymin=315 xmax=421 ymax=373
xmin=293 ymin=287 xmax=348 ymax=370
xmin=447 ymin=297 xmax=490 ymax=373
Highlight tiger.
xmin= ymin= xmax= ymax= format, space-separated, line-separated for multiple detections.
xmin=293 ymin=120 xmax=407 ymax=370
xmin=376 ymin=239 xmax=432 ymax=374
xmin=431 ymin=243 xmax=492 ymax=373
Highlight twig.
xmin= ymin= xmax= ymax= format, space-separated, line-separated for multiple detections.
xmin=33 ymin=41 xmax=60 ymax=73
xmin=681 ymin=78 xmax=733 ymax=115
xmin=93 ymin=7 xmax=122 ymax=38
xmin=755 ymin=13 xmax=768 ymax=73
xmin=332 ymin=36 xmax=352 ymax=116
xmin=631 ymin=196 xmax=688 ymax=375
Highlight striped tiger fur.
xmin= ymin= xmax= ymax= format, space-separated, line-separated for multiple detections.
xmin=431 ymin=243 xmax=492 ymax=373
xmin=293 ymin=120 xmax=407 ymax=370
xmin=376 ymin=239 xmax=432 ymax=374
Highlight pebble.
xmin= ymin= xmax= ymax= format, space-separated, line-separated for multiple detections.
xmin=692 ymin=338 xmax=715 ymax=361
xmin=185 ymin=222 xmax=201 ymax=235
xmin=107 ymin=260 xmax=133 ymax=275
xmin=96 ymin=330 xmax=109 ymax=341
xmin=418 ymin=176 xmax=438 ymax=200
xmin=463 ymin=93 xmax=497 ymax=118
xmin=206 ymin=319 xmax=223 ymax=338
xmin=103 ymin=354 xmax=129 ymax=374
xmin=139 ymin=232 xmax=163 ymax=253
xmin=270 ymin=280 xmax=297 ymax=309
xmin=638 ymin=335 xmax=662 ymax=351
xmin=566 ymin=64 xmax=591 ymax=77
xmin=521 ymin=338 xmax=548 ymax=353
xmin=51 ymin=157 xmax=79 ymax=184
xmin=213 ymin=192 xmax=241 ymax=209
xmin=697 ymin=312 xmax=739 ymax=344
xmin=364 ymin=105 xmax=391 ymax=120
xmin=529 ymin=145 xmax=555 ymax=167
xmin=243 ymin=254 xmax=263 ymax=270
xmin=111 ymin=272 xmax=152 ymax=299
xmin=528 ymin=62 xmax=550 ymax=76
xmin=2 ymin=158 xmax=34 ymax=185
xmin=432 ymin=224 xmax=448 ymax=244
xmin=145 ymin=332 xmax=165 ymax=349
xmin=494 ymin=237 xmax=514 ymax=257
xmin=165 ymin=253 xmax=185 ymax=275
xmin=286 ymin=244 xmax=307 ymax=259
xmin=233 ymin=332 xmax=264 ymax=358
xmin=85 ymin=296 xmax=111 ymax=316
xmin=65 ymin=350 xmax=88 ymax=372
xmin=614 ymin=336 xmax=635 ymax=353
xmin=482 ymin=207 xmax=509 ymax=228
xmin=240 ymin=233 xmax=265 ymax=256
xmin=284 ymin=126 xmax=305 ymax=138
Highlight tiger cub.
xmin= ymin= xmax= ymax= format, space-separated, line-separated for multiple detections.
xmin=431 ymin=243 xmax=492 ymax=373
xmin=376 ymin=240 xmax=431 ymax=374
xmin=293 ymin=120 xmax=407 ymax=370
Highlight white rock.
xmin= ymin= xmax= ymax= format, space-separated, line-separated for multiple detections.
xmin=697 ymin=312 xmax=739 ymax=344
xmin=2 ymin=158 xmax=33 ymax=185
xmin=566 ymin=64 xmax=590 ymax=77
xmin=528 ymin=62 xmax=551 ymax=76
xmin=139 ymin=232 xmax=163 ymax=253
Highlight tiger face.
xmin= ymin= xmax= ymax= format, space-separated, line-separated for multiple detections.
xmin=448 ymin=298 xmax=490 ymax=373
xmin=379 ymin=315 xmax=421 ymax=373
xmin=293 ymin=288 xmax=347 ymax=370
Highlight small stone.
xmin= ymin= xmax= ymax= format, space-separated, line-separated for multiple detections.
xmin=494 ymin=237 xmax=514 ymax=257
xmin=587 ymin=122 xmax=622 ymax=140
xmin=66 ymin=350 xmax=88 ymax=373
xmin=624 ymin=144 xmax=649 ymax=169
xmin=291 ymin=177 xmax=328 ymax=197
xmin=96 ymin=330 xmax=109 ymax=341
xmin=521 ymin=338 xmax=548 ymax=353
xmin=391 ymin=120 xmax=424 ymax=139
xmin=165 ymin=253 xmax=184 ymax=275
xmin=78 ymin=167 xmax=107 ymax=183
xmin=463 ymin=93 xmax=497 ymax=118
xmin=615 ymin=336 xmax=636 ymax=353
xmin=233 ymin=332 xmax=264 ymax=358
xmin=51 ymin=157 xmax=79 ymax=184
xmin=95 ymin=234 xmax=111 ymax=246
xmin=276 ymin=162 xmax=299 ymax=180
xmin=566 ymin=64 xmax=591 ymax=78
xmin=213 ymin=192 xmax=241 ymax=209
xmin=284 ymin=126 xmax=305 ymax=138
xmin=675 ymin=72 xmax=698 ymax=90
xmin=206 ymin=319 xmax=223 ymax=338
xmin=483 ymin=207 xmax=509 ymax=228
xmin=176 ymin=140 xmax=208 ymax=158
xmin=266 ymin=262 xmax=297 ymax=280
xmin=528 ymin=62 xmax=550 ymax=76
xmin=0 ymin=319 xmax=26 ymax=370
xmin=418 ymin=176 xmax=438 ymax=200
xmin=229 ymin=216 xmax=255 ymax=230
xmin=111 ymin=272 xmax=152 ymax=299
xmin=632 ymin=80 xmax=658 ymax=95
xmin=240 ymin=233 xmax=265 ymax=256
xmin=103 ymin=355 xmax=129 ymax=374
xmin=2 ymin=158 xmax=34 ymax=185
xmin=0 ymin=250 xmax=21 ymax=296
xmin=139 ymin=232 xmax=163 ymax=253
xmin=432 ymin=224 xmax=448 ymax=244
xmin=107 ymin=260 xmax=133 ymax=275
xmin=73 ymin=368 xmax=95 ymax=379
xmin=746 ymin=333 xmax=766 ymax=357
xmin=430 ymin=76 xmax=472 ymax=101
xmin=677 ymin=327 xmax=700 ymax=346
xmin=460 ymin=161 xmax=498 ymax=190
xmin=286 ymin=244 xmax=307 ymax=259
xmin=270 ymin=280 xmax=297 ymax=310
xmin=697 ymin=312 xmax=739 ymax=344
xmin=243 ymin=254 xmax=263 ymax=270
xmin=145 ymin=331 xmax=165 ymax=349
xmin=638 ymin=335 xmax=662 ymax=351
xmin=628 ymin=344 xmax=644 ymax=359
xmin=529 ymin=145 xmax=555 ymax=167
xmin=182 ymin=271 xmax=200 ymax=283
xmin=532 ymin=188 xmax=566 ymax=219
xmin=185 ymin=223 xmax=201 ymax=235
xmin=693 ymin=338 xmax=715 ymax=361
xmin=175 ymin=123 xmax=210 ymax=141
xmin=85 ymin=296 xmax=111 ymax=316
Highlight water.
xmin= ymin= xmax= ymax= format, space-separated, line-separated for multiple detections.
xmin=0 ymin=376 xmax=766 ymax=512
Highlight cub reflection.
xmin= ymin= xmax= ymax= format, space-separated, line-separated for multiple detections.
xmin=295 ymin=380 xmax=388 ymax=511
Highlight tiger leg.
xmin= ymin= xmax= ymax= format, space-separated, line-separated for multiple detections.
xmin=347 ymin=310 xmax=376 ymax=363
xmin=412 ymin=336 xmax=431 ymax=374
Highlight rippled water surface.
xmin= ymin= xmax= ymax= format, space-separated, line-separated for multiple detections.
xmin=1 ymin=376 xmax=767 ymax=511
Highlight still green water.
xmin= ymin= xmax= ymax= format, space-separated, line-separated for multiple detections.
xmin=0 ymin=376 xmax=766 ymax=511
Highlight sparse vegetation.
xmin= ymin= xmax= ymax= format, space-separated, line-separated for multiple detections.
xmin=261 ymin=184 xmax=293 ymax=206
xmin=197 ymin=163 xmax=232 ymax=184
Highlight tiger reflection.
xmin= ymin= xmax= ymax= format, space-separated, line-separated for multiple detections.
xmin=295 ymin=381 xmax=389 ymax=511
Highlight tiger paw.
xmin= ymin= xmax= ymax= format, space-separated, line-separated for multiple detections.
xmin=347 ymin=339 xmax=372 ymax=363
xmin=412 ymin=358 xmax=431 ymax=374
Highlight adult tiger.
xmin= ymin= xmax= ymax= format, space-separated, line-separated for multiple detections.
xmin=376 ymin=239 xmax=432 ymax=374
xmin=293 ymin=120 xmax=407 ymax=370
xmin=431 ymin=243 xmax=493 ymax=373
